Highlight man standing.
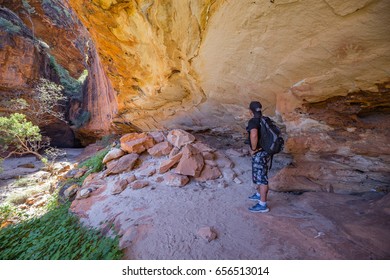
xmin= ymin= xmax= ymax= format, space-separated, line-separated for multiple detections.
xmin=246 ymin=101 xmax=270 ymax=213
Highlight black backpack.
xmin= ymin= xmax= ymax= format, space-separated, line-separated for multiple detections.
xmin=258 ymin=116 xmax=284 ymax=169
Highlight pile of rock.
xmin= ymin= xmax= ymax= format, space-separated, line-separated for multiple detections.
xmin=72 ymin=129 xmax=239 ymax=199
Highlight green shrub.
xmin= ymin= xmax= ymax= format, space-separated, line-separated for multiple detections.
xmin=49 ymin=55 xmax=84 ymax=100
xmin=79 ymin=148 xmax=109 ymax=175
xmin=0 ymin=203 xmax=123 ymax=260
xmin=0 ymin=203 xmax=26 ymax=225
xmin=72 ymin=111 xmax=91 ymax=128
xmin=63 ymin=148 xmax=109 ymax=188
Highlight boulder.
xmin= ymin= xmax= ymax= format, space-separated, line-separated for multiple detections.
xmin=120 ymin=132 xmax=155 ymax=154
xmin=195 ymin=165 xmax=222 ymax=182
xmin=105 ymin=153 xmax=139 ymax=176
xmin=163 ymin=173 xmax=189 ymax=187
xmin=102 ymin=148 xmax=125 ymax=164
xmin=167 ymin=129 xmax=196 ymax=148
xmin=147 ymin=141 xmax=173 ymax=157
xmin=158 ymin=152 xmax=183 ymax=174
xmin=174 ymin=144 xmax=204 ymax=177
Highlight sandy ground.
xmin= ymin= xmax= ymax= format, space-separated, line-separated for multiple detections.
xmin=1 ymin=143 xmax=389 ymax=260
xmin=70 ymin=142 xmax=390 ymax=260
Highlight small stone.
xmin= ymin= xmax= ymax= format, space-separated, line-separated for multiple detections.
xmin=155 ymin=176 xmax=164 ymax=183
xmin=120 ymin=132 xmax=155 ymax=154
xmin=102 ymin=148 xmax=125 ymax=164
xmin=159 ymin=152 xmax=183 ymax=174
xmin=217 ymin=181 xmax=229 ymax=188
xmin=148 ymin=141 xmax=173 ymax=157
xmin=167 ymin=129 xmax=196 ymax=148
xmin=195 ymin=165 xmax=222 ymax=182
xmin=25 ymin=197 xmax=35 ymax=205
xmin=149 ymin=131 xmax=166 ymax=143
xmin=111 ymin=179 xmax=129 ymax=195
xmin=105 ymin=153 xmax=139 ymax=176
xmin=198 ymin=227 xmax=217 ymax=242
xmin=64 ymin=184 xmax=79 ymax=198
xmin=131 ymin=180 xmax=149 ymax=190
xmin=77 ymin=188 xmax=92 ymax=199
xmin=169 ymin=147 xmax=180 ymax=158
xmin=137 ymin=167 xmax=156 ymax=178
xmin=174 ymin=144 xmax=204 ymax=177
xmin=164 ymin=173 xmax=189 ymax=187
xmin=233 ymin=177 xmax=242 ymax=184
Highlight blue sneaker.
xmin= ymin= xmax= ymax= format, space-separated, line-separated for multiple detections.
xmin=248 ymin=193 xmax=261 ymax=201
xmin=248 ymin=203 xmax=269 ymax=213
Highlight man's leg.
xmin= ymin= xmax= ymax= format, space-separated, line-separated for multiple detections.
xmin=258 ymin=184 xmax=268 ymax=203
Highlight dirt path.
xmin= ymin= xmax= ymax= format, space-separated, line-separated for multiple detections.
xmin=1 ymin=142 xmax=389 ymax=260
xmin=70 ymin=145 xmax=390 ymax=260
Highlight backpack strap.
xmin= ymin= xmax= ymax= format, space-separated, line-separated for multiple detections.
xmin=269 ymin=154 xmax=274 ymax=170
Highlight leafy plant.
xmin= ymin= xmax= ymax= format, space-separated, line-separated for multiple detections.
xmin=0 ymin=203 xmax=123 ymax=260
xmin=31 ymin=78 xmax=67 ymax=124
xmin=0 ymin=203 xmax=26 ymax=225
xmin=22 ymin=0 xmax=36 ymax=15
xmin=49 ymin=55 xmax=85 ymax=100
xmin=0 ymin=113 xmax=48 ymax=161
xmin=72 ymin=110 xmax=91 ymax=128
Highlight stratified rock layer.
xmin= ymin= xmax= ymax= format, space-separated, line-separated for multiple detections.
xmin=66 ymin=0 xmax=390 ymax=193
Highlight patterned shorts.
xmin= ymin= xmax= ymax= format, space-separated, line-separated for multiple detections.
xmin=252 ymin=151 xmax=270 ymax=185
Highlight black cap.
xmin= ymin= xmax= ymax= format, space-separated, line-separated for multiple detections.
xmin=249 ymin=101 xmax=262 ymax=113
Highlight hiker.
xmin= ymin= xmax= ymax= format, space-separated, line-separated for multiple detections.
xmin=246 ymin=101 xmax=270 ymax=213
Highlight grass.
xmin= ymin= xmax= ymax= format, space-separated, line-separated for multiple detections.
xmin=0 ymin=146 xmax=122 ymax=259
xmin=58 ymin=147 xmax=109 ymax=190
xmin=0 ymin=202 xmax=123 ymax=260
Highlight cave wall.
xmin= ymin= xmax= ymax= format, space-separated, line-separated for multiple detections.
xmin=66 ymin=0 xmax=390 ymax=193
xmin=1 ymin=0 xmax=389 ymax=193
xmin=0 ymin=0 xmax=117 ymax=146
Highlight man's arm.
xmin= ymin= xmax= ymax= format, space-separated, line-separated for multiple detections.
xmin=250 ymin=128 xmax=260 ymax=155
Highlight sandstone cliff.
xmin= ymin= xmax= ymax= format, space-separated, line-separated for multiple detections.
xmin=0 ymin=0 xmax=117 ymax=146
xmin=1 ymin=0 xmax=389 ymax=193
xmin=67 ymin=0 xmax=390 ymax=193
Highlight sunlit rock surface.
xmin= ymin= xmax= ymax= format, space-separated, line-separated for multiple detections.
xmin=1 ymin=0 xmax=389 ymax=192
